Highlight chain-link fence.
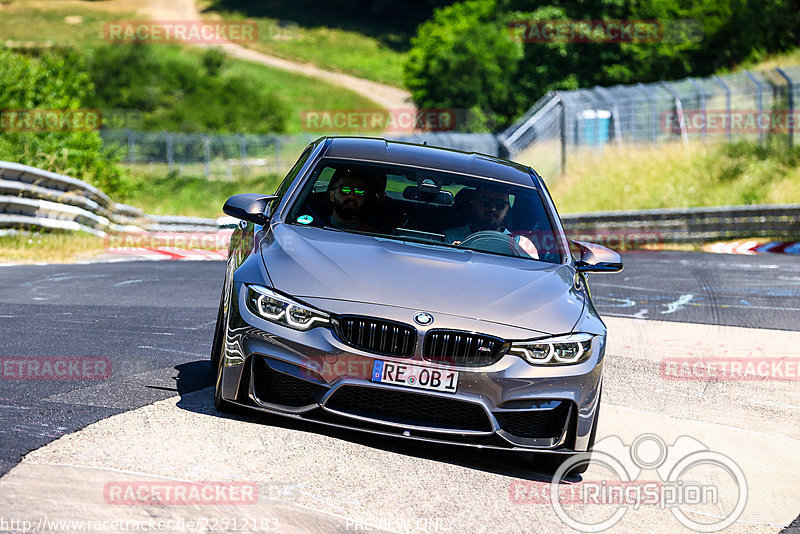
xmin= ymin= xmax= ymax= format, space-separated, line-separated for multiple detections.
xmin=499 ymin=65 xmax=800 ymax=179
xmin=102 ymin=130 xmax=502 ymax=179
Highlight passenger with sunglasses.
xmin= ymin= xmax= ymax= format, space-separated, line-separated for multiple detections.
xmin=325 ymin=169 xmax=377 ymax=232
xmin=444 ymin=187 xmax=538 ymax=258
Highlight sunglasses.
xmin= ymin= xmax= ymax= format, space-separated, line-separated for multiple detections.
xmin=478 ymin=197 xmax=509 ymax=210
xmin=336 ymin=186 xmax=366 ymax=197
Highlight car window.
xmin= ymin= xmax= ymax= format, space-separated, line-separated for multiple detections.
xmin=270 ymin=146 xmax=313 ymax=215
xmin=287 ymin=158 xmax=562 ymax=264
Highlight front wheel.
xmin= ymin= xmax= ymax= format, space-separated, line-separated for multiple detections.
xmin=213 ymin=356 xmax=238 ymax=413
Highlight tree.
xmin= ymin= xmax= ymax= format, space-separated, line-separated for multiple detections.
xmin=403 ymin=0 xmax=524 ymax=130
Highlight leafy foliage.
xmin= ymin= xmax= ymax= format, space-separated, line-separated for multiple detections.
xmin=404 ymin=0 xmax=800 ymax=130
xmin=86 ymin=46 xmax=288 ymax=134
xmin=0 ymin=49 xmax=124 ymax=192
xmin=404 ymin=0 xmax=524 ymax=130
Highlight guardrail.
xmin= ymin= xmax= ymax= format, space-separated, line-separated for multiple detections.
xmin=561 ymin=204 xmax=800 ymax=244
xmin=0 ymin=161 xmax=225 ymax=235
xmin=1 ymin=161 xmax=798 ymax=244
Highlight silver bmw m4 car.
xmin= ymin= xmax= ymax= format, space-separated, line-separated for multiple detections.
xmin=211 ymin=136 xmax=622 ymax=472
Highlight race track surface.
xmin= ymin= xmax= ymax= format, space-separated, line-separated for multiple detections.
xmin=0 ymin=251 xmax=798 ymax=532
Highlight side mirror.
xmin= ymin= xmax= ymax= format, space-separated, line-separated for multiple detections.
xmin=222 ymin=194 xmax=278 ymax=226
xmin=572 ymin=240 xmax=623 ymax=273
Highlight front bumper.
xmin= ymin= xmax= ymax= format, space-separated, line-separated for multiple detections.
xmin=218 ymin=284 xmax=604 ymax=453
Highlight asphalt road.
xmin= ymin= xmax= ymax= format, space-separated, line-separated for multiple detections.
xmin=591 ymin=250 xmax=800 ymax=331
xmin=1 ymin=252 xmax=799 ymax=476
xmin=0 ymin=252 xmax=798 ymax=531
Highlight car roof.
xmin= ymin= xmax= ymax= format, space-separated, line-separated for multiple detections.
xmin=320 ymin=136 xmax=538 ymax=188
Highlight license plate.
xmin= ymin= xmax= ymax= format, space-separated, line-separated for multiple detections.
xmin=371 ymin=360 xmax=458 ymax=393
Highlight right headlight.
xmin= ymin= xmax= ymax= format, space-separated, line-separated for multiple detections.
xmin=508 ymin=333 xmax=595 ymax=366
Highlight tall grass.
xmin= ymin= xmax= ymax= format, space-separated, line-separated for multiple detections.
xmin=533 ymin=139 xmax=800 ymax=213
xmin=117 ymin=169 xmax=283 ymax=218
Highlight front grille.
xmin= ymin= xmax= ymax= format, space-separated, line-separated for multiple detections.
xmin=252 ymin=357 xmax=322 ymax=407
xmin=337 ymin=316 xmax=415 ymax=357
xmin=495 ymin=402 xmax=571 ymax=439
xmin=325 ymin=385 xmax=492 ymax=432
xmin=423 ymin=330 xmax=506 ymax=366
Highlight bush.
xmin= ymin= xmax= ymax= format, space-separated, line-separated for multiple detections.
xmin=403 ymin=0 xmax=800 ymax=130
xmin=404 ymin=0 xmax=523 ymax=130
xmin=86 ymin=45 xmax=288 ymax=134
xmin=0 ymin=49 xmax=125 ymax=193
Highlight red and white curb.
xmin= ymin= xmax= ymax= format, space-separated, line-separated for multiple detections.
xmin=104 ymin=247 xmax=228 ymax=261
xmin=706 ymin=240 xmax=800 ymax=255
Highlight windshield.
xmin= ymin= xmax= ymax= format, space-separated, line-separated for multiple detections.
xmin=286 ymin=158 xmax=564 ymax=264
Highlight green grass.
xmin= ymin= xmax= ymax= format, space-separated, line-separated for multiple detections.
xmin=725 ymin=47 xmax=800 ymax=74
xmin=117 ymin=167 xmax=283 ymax=218
xmin=0 ymin=231 xmax=104 ymax=263
xmin=200 ymin=9 xmax=407 ymax=87
xmin=0 ymin=1 xmax=382 ymax=135
xmin=0 ymin=0 xmax=140 ymax=51
xmin=221 ymin=51 xmax=382 ymax=132
xmin=537 ymin=138 xmax=800 ymax=214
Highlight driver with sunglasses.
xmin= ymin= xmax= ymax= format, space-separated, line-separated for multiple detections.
xmin=326 ymin=168 xmax=377 ymax=232
xmin=444 ymin=187 xmax=538 ymax=258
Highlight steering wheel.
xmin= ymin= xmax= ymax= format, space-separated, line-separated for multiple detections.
xmin=456 ymin=230 xmax=528 ymax=257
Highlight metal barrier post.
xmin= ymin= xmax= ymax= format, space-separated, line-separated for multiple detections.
xmin=558 ymin=96 xmax=566 ymax=174
xmin=776 ymin=67 xmax=795 ymax=146
xmin=688 ymin=78 xmax=707 ymax=140
xmin=126 ymin=130 xmax=135 ymax=164
xmin=203 ymin=136 xmax=211 ymax=179
xmin=637 ymin=83 xmax=657 ymax=143
xmin=274 ymin=138 xmax=281 ymax=174
xmin=661 ymin=82 xmax=688 ymax=144
xmin=743 ymin=70 xmax=764 ymax=144
xmin=165 ymin=134 xmax=174 ymax=173
xmin=239 ymin=135 xmax=248 ymax=177
xmin=713 ymin=76 xmax=732 ymax=140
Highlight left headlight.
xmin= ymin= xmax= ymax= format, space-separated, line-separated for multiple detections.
xmin=246 ymin=285 xmax=330 ymax=331
xmin=508 ymin=333 xmax=595 ymax=366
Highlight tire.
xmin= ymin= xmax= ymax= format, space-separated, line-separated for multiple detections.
xmin=213 ymin=355 xmax=239 ymax=413
xmin=211 ymin=285 xmax=239 ymax=413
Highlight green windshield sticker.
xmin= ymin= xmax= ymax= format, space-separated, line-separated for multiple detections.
xmin=297 ymin=215 xmax=313 ymax=225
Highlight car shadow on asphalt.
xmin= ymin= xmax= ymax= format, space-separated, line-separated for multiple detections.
xmin=172 ymin=360 xmax=581 ymax=485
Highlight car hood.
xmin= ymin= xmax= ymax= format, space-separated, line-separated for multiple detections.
xmin=260 ymin=224 xmax=584 ymax=335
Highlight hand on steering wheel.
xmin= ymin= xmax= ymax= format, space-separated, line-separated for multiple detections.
xmin=456 ymin=230 xmax=528 ymax=257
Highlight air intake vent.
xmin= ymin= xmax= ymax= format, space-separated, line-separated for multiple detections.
xmin=337 ymin=316 xmax=416 ymax=357
xmin=325 ymin=385 xmax=492 ymax=432
xmin=423 ymin=330 xmax=506 ymax=366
